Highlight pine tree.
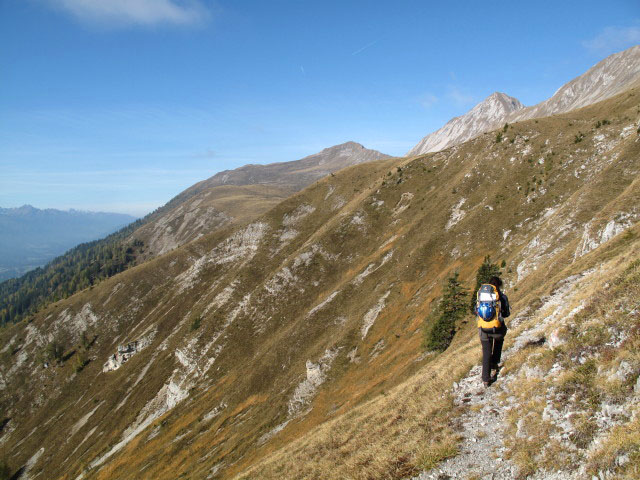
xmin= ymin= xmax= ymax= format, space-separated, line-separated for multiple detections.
xmin=424 ymin=272 xmax=468 ymax=352
xmin=469 ymin=255 xmax=502 ymax=314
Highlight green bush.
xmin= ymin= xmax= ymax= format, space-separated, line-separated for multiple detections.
xmin=190 ymin=314 xmax=202 ymax=331
xmin=74 ymin=353 xmax=89 ymax=373
xmin=424 ymin=272 xmax=468 ymax=352
xmin=45 ymin=340 xmax=65 ymax=364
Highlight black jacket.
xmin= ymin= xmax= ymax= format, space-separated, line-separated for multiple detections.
xmin=499 ymin=291 xmax=510 ymax=319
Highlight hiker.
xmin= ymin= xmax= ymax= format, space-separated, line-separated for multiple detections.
xmin=477 ymin=276 xmax=510 ymax=387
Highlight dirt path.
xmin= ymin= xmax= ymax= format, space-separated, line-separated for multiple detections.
xmin=411 ymin=271 xmax=597 ymax=480
xmin=412 ymin=363 xmax=518 ymax=480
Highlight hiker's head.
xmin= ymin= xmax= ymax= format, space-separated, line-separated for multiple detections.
xmin=489 ymin=276 xmax=503 ymax=289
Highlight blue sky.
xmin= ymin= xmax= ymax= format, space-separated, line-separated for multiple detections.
xmin=1 ymin=0 xmax=639 ymax=216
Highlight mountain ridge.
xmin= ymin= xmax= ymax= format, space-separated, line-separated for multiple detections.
xmin=409 ymin=44 xmax=640 ymax=156
xmin=131 ymin=141 xmax=390 ymax=258
xmin=407 ymin=92 xmax=523 ymax=155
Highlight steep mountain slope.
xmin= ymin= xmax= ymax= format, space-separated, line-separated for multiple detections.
xmin=510 ymin=44 xmax=640 ymax=121
xmin=409 ymin=45 xmax=640 ymax=156
xmin=0 ymin=206 xmax=135 ymax=281
xmin=132 ymin=142 xmax=391 ymax=258
xmin=0 ymin=86 xmax=639 ymax=480
xmin=407 ymin=92 xmax=523 ymax=156
xmin=0 ymin=142 xmax=388 ymax=326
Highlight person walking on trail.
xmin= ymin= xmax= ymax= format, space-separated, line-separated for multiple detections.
xmin=476 ymin=276 xmax=510 ymax=387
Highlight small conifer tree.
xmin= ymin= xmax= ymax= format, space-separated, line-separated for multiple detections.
xmin=45 ymin=339 xmax=65 ymax=364
xmin=425 ymin=272 xmax=468 ymax=352
xmin=469 ymin=256 xmax=502 ymax=314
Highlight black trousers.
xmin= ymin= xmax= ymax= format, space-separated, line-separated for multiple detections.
xmin=479 ymin=327 xmax=505 ymax=382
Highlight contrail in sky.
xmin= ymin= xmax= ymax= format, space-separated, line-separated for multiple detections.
xmin=351 ymin=39 xmax=379 ymax=56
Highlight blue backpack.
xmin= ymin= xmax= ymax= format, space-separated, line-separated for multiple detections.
xmin=476 ymin=284 xmax=502 ymax=329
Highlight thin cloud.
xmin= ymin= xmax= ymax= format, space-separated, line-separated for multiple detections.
xmin=190 ymin=149 xmax=216 ymax=159
xmin=583 ymin=24 xmax=640 ymax=55
xmin=418 ymin=93 xmax=438 ymax=109
xmin=447 ymin=86 xmax=474 ymax=106
xmin=47 ymin=0 xmax=211 ymax=28
xmin=352 ymin=39 xmax=379 ymax=56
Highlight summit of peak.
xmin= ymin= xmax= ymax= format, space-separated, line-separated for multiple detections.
xmin=477 ymin=92 xmax=524 ymax=110
xmin=327 ymin=141 xmax=365 ymax=150
xmin=407 ymin=92 xmax=524 ymax=156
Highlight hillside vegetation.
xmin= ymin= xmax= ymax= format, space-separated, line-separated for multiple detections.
xmin=0 ymin=206 xmax=136 ymax=282
xmin=0 ymin=85 xmax=638 ymax=480
xmin=0 ymin=219 xmax=145 ymax=325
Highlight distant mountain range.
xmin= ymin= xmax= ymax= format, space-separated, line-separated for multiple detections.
xmin=0 ymin=206 xmax=136 ymax=281
xmin=408 ymin=44 xmax=640 ymax=155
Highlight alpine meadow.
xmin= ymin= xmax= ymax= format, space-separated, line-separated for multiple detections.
xmin=1 ymin=39 xmax=640 ymax=480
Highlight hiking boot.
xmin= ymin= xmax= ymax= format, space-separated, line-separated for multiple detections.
xmin=483 ymin=380 xmax=490 ymax=388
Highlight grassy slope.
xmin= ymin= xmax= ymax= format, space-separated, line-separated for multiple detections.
xmin=0 ymin=86 xmax=638 ymax=480
xmin=131 ymin=142 xmax=390 ymax=258
xmin=132 ymin=183 xmax=297 ymax=260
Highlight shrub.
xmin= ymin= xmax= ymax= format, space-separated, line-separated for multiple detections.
xmin=74 ymin=353 xmax=89 ymax=373
xmin=496 ymin=132 xmax=503 ymax=143
xmin=424 ymin=272 xmax=468 ymax=352
xmin=190 ymin=314 xmax=202 ymax=331
xmin=45 ymin=340 xmax=65 ymax=364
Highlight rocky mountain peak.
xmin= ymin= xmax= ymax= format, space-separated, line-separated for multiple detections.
xmin=327 ymin=141 xmax=365 ymax=150
xmin=468 ymin=91 xmax=523 ymax=118
xmin=407 ymin=91 xmax=524 ymax=156
xmin=509 ymin=44 xmax=640 ymax=121
xmin=409 ymin=45 xmax=640 ymax=156
xmin=128 ymin=141 xmax=390 ymax=258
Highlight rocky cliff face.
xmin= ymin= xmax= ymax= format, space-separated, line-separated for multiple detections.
xmin=510 ymin=44 xmax=640 ymax=122
xmin=409 ymin=45 xmax=640 ymax=156
xmin=408 ymin=92 xmax=523 ymax=156
xmin=1 ymin=85 xmax=638 ymax=480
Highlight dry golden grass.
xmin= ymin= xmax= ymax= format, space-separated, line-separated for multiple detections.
xmin=502 ymin=240 xmax=640 ymax=477
xmin=235 ymin=328 xmax=478 ymax=480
